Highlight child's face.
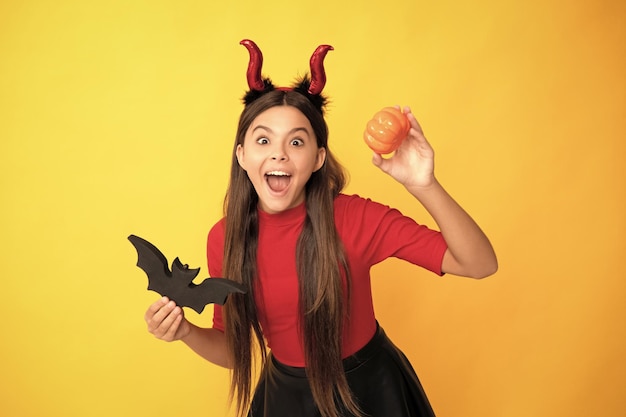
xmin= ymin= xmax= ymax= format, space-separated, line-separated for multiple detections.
xmin=236 ymin=105 xmax=326 ymax=214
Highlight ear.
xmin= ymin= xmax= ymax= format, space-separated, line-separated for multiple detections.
xmin=235 ymin=144 xmax=246 ymax=170
xmin=313 ymin=147 xmax=326 ymax=172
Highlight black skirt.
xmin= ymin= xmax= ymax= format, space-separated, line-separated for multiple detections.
xmin=248 ymin=324 xmax=436 ymax=417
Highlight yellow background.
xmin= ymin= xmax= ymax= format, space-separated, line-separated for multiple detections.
xmin=1 ymin=0 xmax=624 ymax=416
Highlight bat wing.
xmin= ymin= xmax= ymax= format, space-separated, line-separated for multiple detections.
xmin=184 ymin=278 xmax=247 ymax=313
xmin=128 ymin=234 xmax=173 ymax=294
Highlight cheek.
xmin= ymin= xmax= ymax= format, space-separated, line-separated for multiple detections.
xmin=237 ymin=146 xmax=264 ymax=172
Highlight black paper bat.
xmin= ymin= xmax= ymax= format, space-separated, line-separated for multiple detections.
xmin=128 ymin=234 xmax=246 ymax=313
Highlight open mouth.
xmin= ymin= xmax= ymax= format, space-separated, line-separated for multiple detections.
xmin=265 ymin=171 xmax=292 ymax=193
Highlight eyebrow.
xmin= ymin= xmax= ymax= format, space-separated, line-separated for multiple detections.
xmin=252 ymin=125 xmax=310 ymax=136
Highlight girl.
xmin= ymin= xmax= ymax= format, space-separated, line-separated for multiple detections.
xmin=144 ymin=40 xmax=497 ymax=417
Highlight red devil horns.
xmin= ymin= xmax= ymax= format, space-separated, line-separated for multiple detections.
xmin=240 ymin=39 xmax=333 ymax=95
xmin=308 ymin=44 xmax=333 ymax=95
xmin=240 ymin=39 xmax=265 ymax=91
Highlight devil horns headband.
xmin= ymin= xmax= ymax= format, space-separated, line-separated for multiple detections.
xmin=240 ymin=39 xmax=334 ymax=111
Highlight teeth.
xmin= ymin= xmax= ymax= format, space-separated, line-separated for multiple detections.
xmin=266 ymin=171 xmax=290 ymax=176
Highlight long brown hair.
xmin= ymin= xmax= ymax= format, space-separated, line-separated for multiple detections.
xmin=221 ymin=89 xmax=361 ymax=417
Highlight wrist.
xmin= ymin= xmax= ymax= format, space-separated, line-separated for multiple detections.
xmin=405 ymin=176 xmax=440 ymax=197
xmin=179 ymin=320 xmax=195 ymax=342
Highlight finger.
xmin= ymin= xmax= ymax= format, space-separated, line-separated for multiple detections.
xmin=405 ymin=110 xmax=425 ymax=135
xmin=154 ymin=305 xmax=183 ymax=340
xmin=149 ymin=302 xmax=178 ymax=337
xmin=162 ymin=311 xmax=184 ymax=342
xmin=146 ymin=299 xmax=176 ymax=333
xmin=410 ymin=128 xmax=434 ymax=155
xmin=371 ymin=152 xmax=393 ymax=175
xmin=144 ymin=296 xmax=169 ymax=321
xmin=371 ymin=152 xmax=383 ymax=167
xmin=145 ymin=297 xmax=172 ymax=325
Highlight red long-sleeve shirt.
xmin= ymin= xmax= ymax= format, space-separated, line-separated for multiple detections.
xmin=208 ymin=193 xmax=447 ymax=367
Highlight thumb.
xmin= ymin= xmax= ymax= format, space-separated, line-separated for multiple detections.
xmin=372 ymin=152 xmax=384 ymax=167
xmin=372 ymin=152 xmax=392 ymax=174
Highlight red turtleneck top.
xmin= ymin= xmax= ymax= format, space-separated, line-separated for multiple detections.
xmin=208 ymin=193 xmax=447 ymax=367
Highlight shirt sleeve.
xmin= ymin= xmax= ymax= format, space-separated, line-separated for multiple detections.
xmin=336 ymin=194 xmax=448 ymax=275
xmin=207 ymin=219 xmax=226 ymax=332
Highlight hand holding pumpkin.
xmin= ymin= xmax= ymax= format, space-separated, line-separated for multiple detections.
xmin=363 ymin=107 xmax=410 ymax=154
xmin=369 ymin=106 xmax=436 ymax=190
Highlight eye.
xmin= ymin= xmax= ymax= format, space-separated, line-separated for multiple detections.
xmin=290 ymin=138 xmax=304 ymax=147
xmin=256 ymin=137 xmax=270 ymax=145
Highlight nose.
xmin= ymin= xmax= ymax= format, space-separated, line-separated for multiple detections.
xmin=270 ymin=145 xmax=288 ymax=161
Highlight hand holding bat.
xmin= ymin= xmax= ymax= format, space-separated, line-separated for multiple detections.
xmin=144 ymin=296 xmax=191 ymax=342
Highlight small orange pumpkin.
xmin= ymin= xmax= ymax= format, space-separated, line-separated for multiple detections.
xmin=363 ymin=107 xmax=410 ymax=154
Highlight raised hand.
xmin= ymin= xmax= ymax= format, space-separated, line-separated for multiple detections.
xmin=371 ymin=106 xmax=436 ymax=190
